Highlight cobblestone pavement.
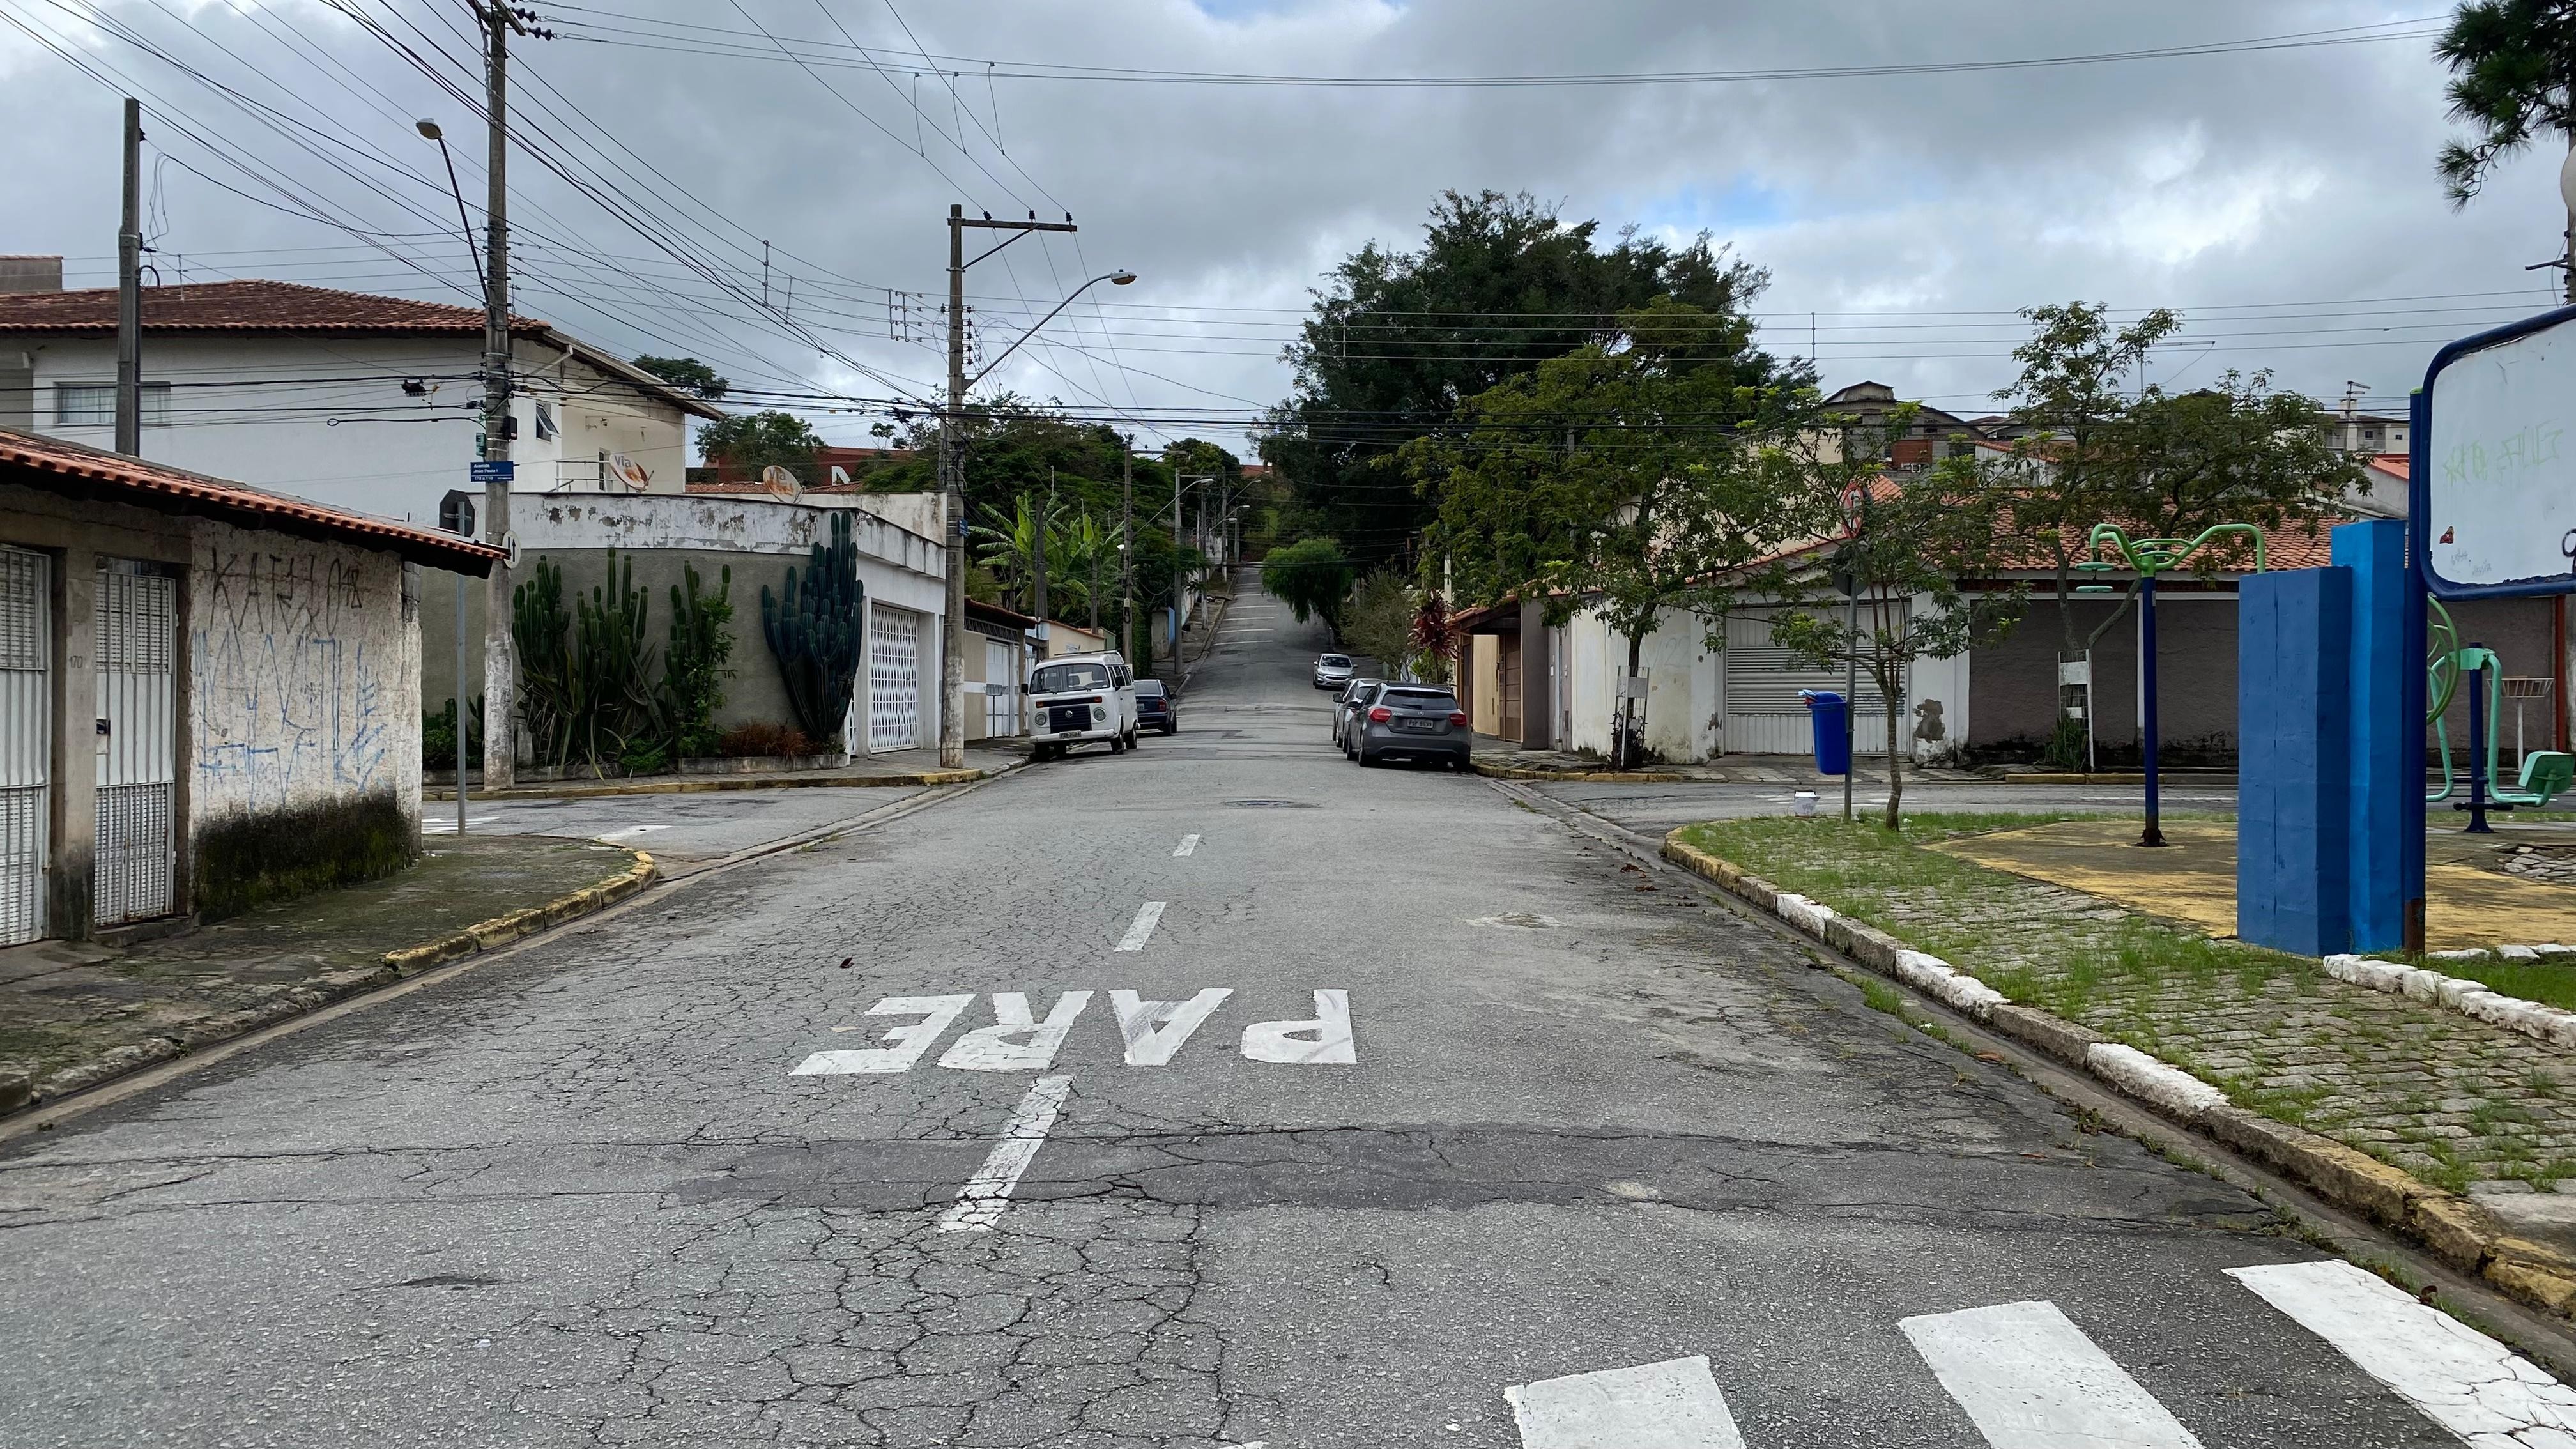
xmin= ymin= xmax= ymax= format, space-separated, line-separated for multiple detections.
xmin=1680 ymin=818 xmax=2576 ymax=1233
xmin=0 ymin=834 xmax=632 ymax=1103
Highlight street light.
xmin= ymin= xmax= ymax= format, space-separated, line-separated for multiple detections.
xmin=415 ymin=119 xmax=484 ymax=295
xmin=416 ymin=117 xmax=484 ymax=842
xmin=968 ymin=272 xmax=1135 ymax=387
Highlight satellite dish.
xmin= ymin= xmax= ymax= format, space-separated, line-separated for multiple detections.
xmin=607 ymin=452 xmax=650 ymax=492
xmin=829 ymin=464 xmax=852 ymax=487
xmin=760 ymin=464 xmax=802 ymax=500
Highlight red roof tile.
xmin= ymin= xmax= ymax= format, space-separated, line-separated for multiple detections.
xmin=0 ymin=279 xmax=546 ymax=336
xmin=0 ymin=427 xmax=503 ymax=574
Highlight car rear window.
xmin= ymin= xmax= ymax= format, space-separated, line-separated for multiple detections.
xmin=1384 ymin=690 xmax=1458 ymax=711
xmin=1135 ymin=680 xmax=1166 ymax=696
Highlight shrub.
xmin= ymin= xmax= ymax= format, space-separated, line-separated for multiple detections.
xmin=194 ymin=793 xmax=414 ymax=921
xmin=715 ymin=722 xmax=816 ymax=758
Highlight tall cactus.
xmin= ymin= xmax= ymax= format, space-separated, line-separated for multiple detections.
xmin=512 ymin=556 xmax=576 ymax=767
xmin=569 ymin=551 xmax=657 ymax=776
xmin=663 ymin=560 xmax=734 ymax=759
xmin=762 ymin=510 xmax=866 ymax=742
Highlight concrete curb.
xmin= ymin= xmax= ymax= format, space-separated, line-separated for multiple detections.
xmin=381 ymin=850 xmax=658 ymax=972
xmin=1978 ymin=770 xmax=2237 ymax=785
xmin=1659 ymin=827 xmax=2576 ymax=1323
xmin=1471 ymin=762 xmax=1689 ymax=783
xmin=425 ymin=767 xmax=1000 ymax=802
xmin=15 ymin=851 xmax=658 ymax=1112
xmin=2326 ymin=951 xmax=2576 ymax=1053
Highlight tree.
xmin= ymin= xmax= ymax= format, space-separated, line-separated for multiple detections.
xmin=697 ymin=410 xmax=822 ymax=477
xmin=1262 ymin=537 xmax=1354 ymax=632
xmin=1408 ymin=301 xmax=1848 ymax=767
xmin=1340 ymin=569 xmax=1420 ymax=678
xmin=633 ymin=355 xmax=730 ymax=400
xmin=2436 ymin=1 xmax=2576 ymax=298
xmin=1264 ymin=190 xmax=1774 ymax=570
xmin=1765 ymin=465 xmax=2029 ymax=827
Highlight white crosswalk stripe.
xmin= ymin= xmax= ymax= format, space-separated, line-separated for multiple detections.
xmin=1505 ymin=1355 xmax=1744 ymax=1448
xmin=1897 ymin=1300 xmax=2203 ymax=1449
xmin=2228 ymin=1259 xmax=2576 ymax=1448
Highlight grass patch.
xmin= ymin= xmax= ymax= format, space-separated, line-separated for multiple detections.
xmin=193 ymin=792 xmax=416 ymax=921
xmin=2426 ymin=955 xmax=2576 ymax=1013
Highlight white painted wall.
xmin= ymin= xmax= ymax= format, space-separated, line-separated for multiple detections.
xmin=187 ymin=519 xmax=420 ymax=831
xmin=12 ymin=334 xmax=697 ymax=526
xmin=511 ymin=491 xmax=947 ymax=618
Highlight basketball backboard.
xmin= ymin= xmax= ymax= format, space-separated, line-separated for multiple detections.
xmin=2418 ymin=303 xmax=2576 ymax=599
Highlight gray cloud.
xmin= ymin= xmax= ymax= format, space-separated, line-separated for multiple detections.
xmin=1 ymin=1 xmax=2564 ymax=451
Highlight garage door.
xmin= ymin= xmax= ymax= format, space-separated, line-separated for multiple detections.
xmin=868 ymin=604 xmax=923 ymax=751
xmin=95 ymin=560 xmax=176 ymax=926
xmin=1721 ymin=608 xmax=1899 ymax=757
xmin=984 ymin=638 xmax=1019 ymax=737
xmin=0 ymin=546 xmax=48 ymax=946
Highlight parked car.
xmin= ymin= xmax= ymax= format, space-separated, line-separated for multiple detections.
xmin=1313 ymin=653 xmax=1354 ymax=689
xmin=1349 ymin=684 xmax=1469 ymax=769
xmin=1026 ymin=651 xmax=1140 ymax=760
xmin=1331 ymin=678 xmax=1382 ymax=749
xmin=1135 ymin=678 xmax=1177 ymax=735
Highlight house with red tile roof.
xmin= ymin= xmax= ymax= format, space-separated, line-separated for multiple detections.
xmin=0 ymin=273 xmax=723 ymax=530
xmin=1 ymin=427 xmax=500 ymax=947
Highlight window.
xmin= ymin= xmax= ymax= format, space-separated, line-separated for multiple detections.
xmin=54 ymin=382 xmax=169 ymax=427
xmin=533 ymin=399 xmax=558 ymax=440
xmin=1031 ymin=662 xmax=1110 ymax=693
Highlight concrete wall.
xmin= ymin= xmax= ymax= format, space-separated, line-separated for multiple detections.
xmin=8 ymin=334 xmax=695 ymax=526
xmin=424 ymin=491 xmax=951 ymax=754
xmin=190 ymin=518 xmax=418 ymax=824
xmin=1968 ymin=592 xmax=2239 ymax=755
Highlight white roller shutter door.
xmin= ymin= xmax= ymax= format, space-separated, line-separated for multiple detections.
xmin=0 ymin=546 xmax=48 ymax=945
xmin=868 ymin=605 xmax=923 ymax=752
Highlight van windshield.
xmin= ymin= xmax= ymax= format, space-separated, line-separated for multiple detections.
xmin=1031 ymin=663 xmax=1110 ymax=693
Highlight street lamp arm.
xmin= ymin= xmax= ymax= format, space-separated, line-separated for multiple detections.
xmin=970 ymin=272 xmax=1135 ymax=387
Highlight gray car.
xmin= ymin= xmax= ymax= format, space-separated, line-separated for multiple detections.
xmin=1350 ymin=684 xmax=1469 ymax=769
xmin=1330 ymin=678 xmax=1381 ymax=749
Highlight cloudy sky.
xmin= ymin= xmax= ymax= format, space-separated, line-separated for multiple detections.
xmin=1 ymin=1 xmax=2566 ymax=454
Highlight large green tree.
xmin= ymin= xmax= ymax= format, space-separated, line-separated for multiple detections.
xmin=696 ymin=410 xmax=822 ymax=477
xmin=1261 ymin=537 xmax=1355 ymax=634
xmin=2436 ymin=0 xmax=2576 ymax=298
xmin=1409 ymin=301 xmax=1853 ymax=767
xmin=633 ymin=355 xmax=730 ymax=400
xmin=1265 ymin=190 xmax=1776 ymax=570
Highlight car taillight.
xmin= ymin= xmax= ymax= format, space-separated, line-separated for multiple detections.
xmin=1449 ymin=711 xmax=1469 ymax=726
xmin=1368 ymin=707 xmax=1391 ymax=723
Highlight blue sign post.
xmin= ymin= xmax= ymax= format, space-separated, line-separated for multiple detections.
xmin=469 ymin=459 xmax=515 ymax=486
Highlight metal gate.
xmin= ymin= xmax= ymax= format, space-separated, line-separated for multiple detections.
xmin=95 ymin=560 xmax=176 ymax=925
xmin=984 ymin=637 xmax=1018 ymax=737
xmin=1720 ymin=608 xmax=1899 ymax=756
xmin=0 ymin=546 xmax=48 ymax=946
xmin=868 ymin=604 xmax=923 ymax=751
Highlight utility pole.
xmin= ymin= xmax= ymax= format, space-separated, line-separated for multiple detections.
xmin=1121 ymin=440 xmax=1135 ymax=668
xmin=1171 ymin=468 xmax=1185 ymax=655
xmin=1031 ymin=478 xmax=1049 ymax=659
xmin=114 ymin=97 xmax=142 ymax=457
xmin=478 ymin=2 xmax=517 ymax=792
xmin=940 ymin=205 xmax=1081 ymax=769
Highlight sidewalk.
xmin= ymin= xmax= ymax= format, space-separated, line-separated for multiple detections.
xmin=1667 ymin=811 xmax=2576 ymax=1278
xmin=0 ymin=834 xmax=647 ymax=1112
xmin=1473 ymin=736 xmax=1985 ymax=785
xmin=427 ymin=742 xmax=1024 ymax=801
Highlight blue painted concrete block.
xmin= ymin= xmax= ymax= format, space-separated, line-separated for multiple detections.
xmin=2335 ymin=519 xmax=2409 ymax=952
xmin=2238 ymin=567 xmax=2354 ymax=954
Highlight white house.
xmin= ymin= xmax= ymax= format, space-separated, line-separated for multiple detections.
xmin=0 ymin=273 xmax=724 ymax=526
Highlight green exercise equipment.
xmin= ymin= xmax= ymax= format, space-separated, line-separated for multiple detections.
xmin=2425 ymin=597 xmax=2574 ymax=808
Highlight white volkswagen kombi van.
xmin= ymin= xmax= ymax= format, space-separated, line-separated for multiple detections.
xmin=1027 ymin=650 xmax=1141 ymax=760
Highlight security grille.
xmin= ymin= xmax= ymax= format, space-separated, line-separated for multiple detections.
xmin=868 ymin=606 xmax=923 ymax=751
xmin=94 ymin=562 xmax=176 ymax=926
xmin=1721 ymin=608 xmax=1902 ymax=756
xmin=0 ymin=546 xmax=47 ymax=946
xmin=985 ymin=638 xmax=1018 ymax=737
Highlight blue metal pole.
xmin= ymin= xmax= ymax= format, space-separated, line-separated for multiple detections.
xmin=2467 ymin=645 xmax=2494 ymax=833
xmin=2403 ymin=388 xmax=2429 ymax=953
xmin=2139 ymin=572 xmax=2165 ymax=846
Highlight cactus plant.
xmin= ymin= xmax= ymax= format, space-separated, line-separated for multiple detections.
xmin=569 ymin=551 xmax=658 ymax=776
xmin=762 ymin=510 xmax=866 ymax=742
xmin=512 ymin=556 xmax=576 ymax=767
xmin=663 ymin=560 xmax=733 ymax=759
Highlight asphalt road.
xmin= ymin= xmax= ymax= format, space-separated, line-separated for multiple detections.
xmin=421 ymin=785 xmax=931 ymax=870
xmin=0 ymin=580 xmax=2545 ymax=1447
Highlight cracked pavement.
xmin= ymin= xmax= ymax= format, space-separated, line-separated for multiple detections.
xmin=0 ymin=582 xmax=2506 ymax=1448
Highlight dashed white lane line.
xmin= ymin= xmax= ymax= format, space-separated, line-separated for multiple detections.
xmin=1174 ymin=834 xmax=1200 ymax=857
xmin=1116 ymin=901 xmax=1168 ymax=951
xmin=1504 ymin=1355 xmax=1743 ymax=1448
xmin=2228 ymin=1259 xmax=2576 ymax=1446
xmin=420 ymin=815 xmax=500 ymax=834
xmin=1899 ymin=1300 xmax=2203 ymax=1449
xmin=935 ymin=1073 xmax=1073 ymax=1233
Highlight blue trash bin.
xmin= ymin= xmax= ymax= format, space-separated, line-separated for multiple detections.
xmin=1800 ymin=690 xmax=1850 ymax=776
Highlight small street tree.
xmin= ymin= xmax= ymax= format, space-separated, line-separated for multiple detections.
xmin=1765 ymin=463 xmax=2029 ymax=827
xmin=698 ymin=410 xmax=822 ymax=479
xmin=1340 ymin=568 xmax=1420 ymax=678
xmin=1262 ymin=537 xmax=1354 ymax=634
xmin=633 ymin=355 xmax=730 ymax=400
xmin=1409 ymin=300 xmax=1846 ymax=767
xmin=2436 ymin=0 xmax=2576 ymax=300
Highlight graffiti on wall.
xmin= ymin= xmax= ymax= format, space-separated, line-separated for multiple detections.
xmin=192 ymin=543 xmax=395 ymax=811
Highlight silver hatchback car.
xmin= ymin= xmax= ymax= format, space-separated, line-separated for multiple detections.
xmin=1313 ymin=653 xmax=1354 ymax=690
xmin=1350 ymin=684 xmax=1469 ymax=769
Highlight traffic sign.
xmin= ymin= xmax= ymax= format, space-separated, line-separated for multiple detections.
xmin=469 ymin=460 xmax=515 ymax=484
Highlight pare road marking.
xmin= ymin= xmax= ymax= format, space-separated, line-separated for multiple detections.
xmin=790 ymin=990 xmax=1357 ymax=1074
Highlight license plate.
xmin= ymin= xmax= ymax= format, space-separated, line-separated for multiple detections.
xmin=1395 ymin=718 xmax=1436 ymax=733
